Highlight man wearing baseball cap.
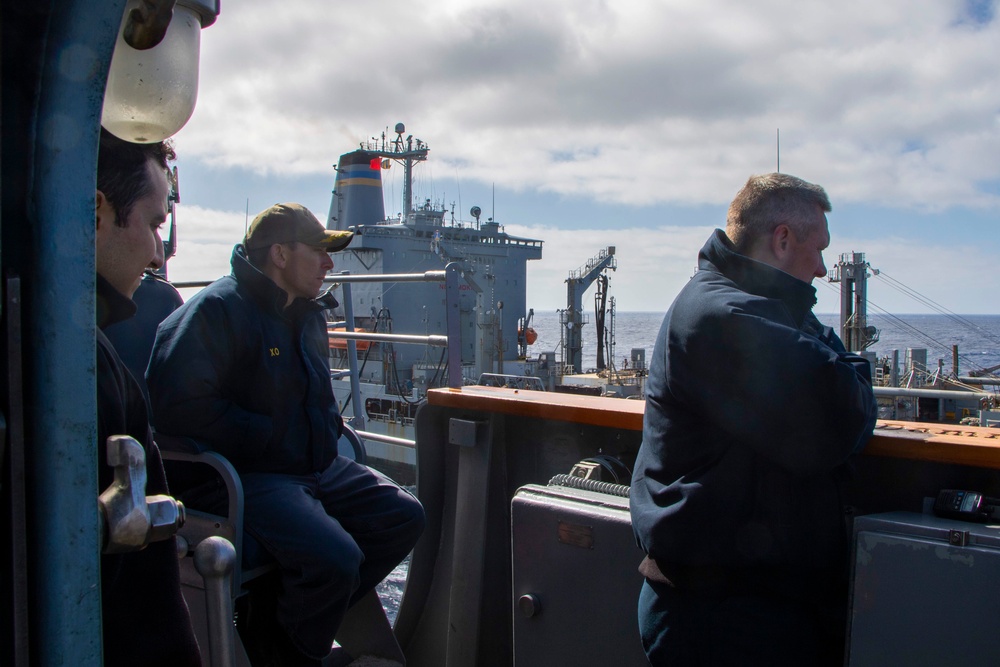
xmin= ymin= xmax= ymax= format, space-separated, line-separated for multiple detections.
xmin=147 ymin=203 xmax=425 ymax=665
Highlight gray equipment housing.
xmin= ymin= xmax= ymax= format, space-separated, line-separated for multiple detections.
xmin=511 ymin=484 xmax=648 ymax=666
xmin=848 ymin=511 xmax=1000 ymax=666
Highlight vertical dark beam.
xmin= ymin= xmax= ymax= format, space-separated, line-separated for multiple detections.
xmin=27 ymin=1 xmax=126 ymax=664
xmin=339 ymin=275 xmax=365 ymax=430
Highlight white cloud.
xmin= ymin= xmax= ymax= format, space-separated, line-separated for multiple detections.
xmin=505 ymin=223 xmax=713 ymax=312
xmin=164 ymin=0 xmax=1000 ymax=317
xmin=175 ymin=0 xmax=1000 ymax=211
xmin=819 ymin=235 xmax=1000 ymax=315
xmin=165 ymin=204 xmax=246 ymax=292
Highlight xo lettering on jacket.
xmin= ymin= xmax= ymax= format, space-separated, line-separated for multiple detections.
xmin=270 ymin=347 xmax=280 ymax=357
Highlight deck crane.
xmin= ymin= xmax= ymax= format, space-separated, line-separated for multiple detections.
xmin=562 ymin=246 xmax=617 ymax=373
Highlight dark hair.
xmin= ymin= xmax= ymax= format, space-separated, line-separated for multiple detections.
xmin=97 ymin=127 xmax=176 ymax=227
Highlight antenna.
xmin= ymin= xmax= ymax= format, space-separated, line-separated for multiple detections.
xmin=245 ymin=198 xmax=250 ymax=235
xmin=776 ymin=128 xmax=780 ymax=173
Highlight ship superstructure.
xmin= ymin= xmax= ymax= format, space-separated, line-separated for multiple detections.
xmin=323 ymin=124 xmax=542 ymax=457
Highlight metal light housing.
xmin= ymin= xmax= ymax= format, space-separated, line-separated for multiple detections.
xmin=102 ymin=0 xmax=219 ymax=143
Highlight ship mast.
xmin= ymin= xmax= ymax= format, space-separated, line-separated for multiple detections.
xmin=361 ymin=122 xmax=429 ymax=219
xmin=829 ymin=252 xmax=880 ymax=352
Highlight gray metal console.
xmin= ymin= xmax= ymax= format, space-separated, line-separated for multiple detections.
xmin=848 ymin=511 xmax=1000 ymax=666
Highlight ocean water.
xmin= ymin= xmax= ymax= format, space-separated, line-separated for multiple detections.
xmin=525 ymin=311 xmax=1000 ymax=376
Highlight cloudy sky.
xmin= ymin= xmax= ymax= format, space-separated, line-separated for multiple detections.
xmin=166 ymin=0 xmax=1000 ymax=316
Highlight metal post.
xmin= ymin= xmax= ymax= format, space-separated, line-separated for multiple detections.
xmin=445 ymin=417 xmax=493 ymax=666
xmin=28 ymin=2 xmax=127 ymax=664
xmin=445 ymin=263 xmax=462 ymax=388
xmin=193 ymin=537 xmax=237 ymax=667
xmin=339 ymin=275 xmax=365 ymax=430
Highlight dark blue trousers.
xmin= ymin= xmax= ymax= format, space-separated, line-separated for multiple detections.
xmin=638 ymin=579 xmax=845 ymax=667
xmin=241 ymin=456 xmax=424 ymax=659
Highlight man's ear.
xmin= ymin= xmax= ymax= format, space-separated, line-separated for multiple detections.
xmin=771 ymin=224 xmax=792 ymax=259
xmin=268 ymin=243 xmax=288 ymax=269
xmin=95 ymin=190 xmax=120 ymax=237
xmin=95 ymin=190 xmax=107 ymax=232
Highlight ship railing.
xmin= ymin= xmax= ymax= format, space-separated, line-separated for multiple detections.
xmin=353 ymin=429 xmax=416 ymax=448
xmin=323 ymin=265 xmax=464 ymax=438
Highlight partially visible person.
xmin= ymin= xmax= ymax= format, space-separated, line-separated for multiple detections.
xmin=147 ymin=203 xmax=425 ymax=666
xmin=630 ymin=173 xmax=877 ymax=666
xmin=95 ymin=127 xmax=200 ymax=666
xmin=104 ymin=269 xmax=183 ymax=406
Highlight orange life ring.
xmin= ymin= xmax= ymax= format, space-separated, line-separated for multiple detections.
xmin=329 ymin=327 xmax=371 ymax=351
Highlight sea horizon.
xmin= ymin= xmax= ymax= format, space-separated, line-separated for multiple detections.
xmin=526 ymin=311 xmax=1000 ymax=375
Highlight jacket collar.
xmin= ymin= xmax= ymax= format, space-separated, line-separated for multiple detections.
xmin=96 ymin=273 xmax=137 ymax=330
xmin=699 ymin=229 xmax=817 ymax=325
xmin=230 ymin=244 xmax=339 ymax=318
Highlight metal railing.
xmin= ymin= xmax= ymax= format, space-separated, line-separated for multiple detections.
xmin=325 ymin=263 xmax=463 ymax=434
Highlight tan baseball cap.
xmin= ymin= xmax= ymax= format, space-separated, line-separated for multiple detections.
xmin=244 ymin=203 xmax=353 ymax=252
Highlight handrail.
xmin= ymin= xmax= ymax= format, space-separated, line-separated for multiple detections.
xmin=873 ymin=386 xmax=995 ymax=401
xmin=425 ymin=386 xmax=1000 ymax=470
xmin=173 ymin=270 xmax=448 ymax=291
xmin=332 ymin=264 xmax=463 ymax=432
xmin=171 ymin=279 xmax=212 ymax=289
xmin=355 ymin=429 xmax=416 ymax=448
xmin=323 ymin=271 xmax=446 ymax=284
xmin=327 ymin=330 xmax=449 ymax=347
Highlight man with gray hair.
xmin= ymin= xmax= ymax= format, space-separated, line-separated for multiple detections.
xmin=630 ymin=173 xmax=877 ymax=665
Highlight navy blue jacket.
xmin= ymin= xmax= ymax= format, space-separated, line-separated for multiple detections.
xmin=630 ymin=230 xmax=877 ymax=590
xmin=105 ymin=271 xmax=183 ymax=407
xmin=147 ymin=245 xmax=343 ymax=475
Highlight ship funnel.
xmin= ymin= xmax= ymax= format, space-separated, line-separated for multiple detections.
xmin=328 ymin=150 xmax=386 ymax=231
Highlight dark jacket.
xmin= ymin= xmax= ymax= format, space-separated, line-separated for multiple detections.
xmin=104 ymin=271 xmax=184 ymax=408
xmin=147 ymin=245 xmax=343 ymax=475
xmin=96 ymin=275 xmax=200 ymax=667
xmin=630 ymin=230 xmax=877 ymax=594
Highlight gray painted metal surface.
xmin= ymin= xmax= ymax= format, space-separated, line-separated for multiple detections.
xmin=512 ymin=484 xmax=648 ymax=666
xmin=848 ymin=511 xmax=1000 ymax=666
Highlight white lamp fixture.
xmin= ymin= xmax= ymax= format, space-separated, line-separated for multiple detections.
xmin=102 ymin=0 xmax=219 ymax=143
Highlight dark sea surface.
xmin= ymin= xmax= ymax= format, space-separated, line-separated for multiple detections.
xmin=526 ymin=311 xmax=1000 ymax=376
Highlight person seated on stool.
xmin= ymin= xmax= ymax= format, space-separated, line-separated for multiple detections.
xmin=147 ymin=203 xmax=425 ymax=666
